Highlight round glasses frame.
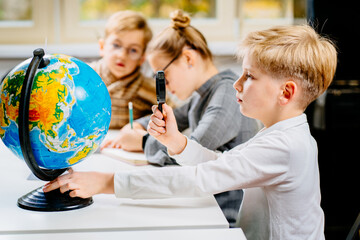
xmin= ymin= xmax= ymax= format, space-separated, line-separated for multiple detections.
xmin=110 ymin=44 xmax=143 ymax=61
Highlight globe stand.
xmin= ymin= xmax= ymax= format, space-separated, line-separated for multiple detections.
xmin=17 ymin=48 xmax=93 ymax=211
xmin=18 ymin=186 xmax=93 ymax=212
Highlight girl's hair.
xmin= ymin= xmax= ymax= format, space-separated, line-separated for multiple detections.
xmin=237 ymin=24 xmax=337 ymax=108
xmin=104 ymin=10 xmax=153 ymax=50
xmin=146 ymin=9 xmax=212 ymax=60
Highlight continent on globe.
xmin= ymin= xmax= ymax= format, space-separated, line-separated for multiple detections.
xmin=0 ymin=53 xmax=111 ymax=170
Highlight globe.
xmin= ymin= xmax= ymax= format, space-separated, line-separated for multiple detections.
xmin=0 ymin=48 xmax=111 ymax=211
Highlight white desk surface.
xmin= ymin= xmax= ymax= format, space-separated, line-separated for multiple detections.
xmin=0 ymin=132 xmax=229 ymax=235
xmin=0 ymin=228 xmax=246 ymax=240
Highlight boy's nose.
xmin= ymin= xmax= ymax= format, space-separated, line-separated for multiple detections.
xmin=233 ymin=78 xmax=243 ymax=92
xmin=115 ymin=47 xmax=127 ymax=57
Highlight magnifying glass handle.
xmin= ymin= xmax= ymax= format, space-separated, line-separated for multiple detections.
xmin=158 ymin=103 xmax=163 ymax=113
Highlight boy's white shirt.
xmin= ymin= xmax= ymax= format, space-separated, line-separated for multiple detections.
xmin=114 ymin=114 xmax=325 ymax=240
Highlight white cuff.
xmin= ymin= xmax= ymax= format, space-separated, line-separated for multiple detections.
xmin=114 ymin=171 xmax=131 ymax=198
xmin=170 ymin=137 xmax=219 ymax=166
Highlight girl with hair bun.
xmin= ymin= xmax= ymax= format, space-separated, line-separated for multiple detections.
xmin=103 ymin=9 xmax=259 ymax=227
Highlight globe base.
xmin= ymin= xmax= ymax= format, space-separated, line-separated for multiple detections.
xmin=17 ymin=186 xmax=93 ymax=211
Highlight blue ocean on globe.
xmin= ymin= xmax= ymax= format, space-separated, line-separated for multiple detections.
xmin=0 ymin=53 xmax=111 ymax=169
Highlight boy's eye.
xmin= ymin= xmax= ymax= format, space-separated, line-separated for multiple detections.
xmin=112 ymin=43 xmax=121 ymax=49
xmin=245 ymin=74 xmax=254 ymax=80
xmin=129 ymin=48 xmax=140 ymax=54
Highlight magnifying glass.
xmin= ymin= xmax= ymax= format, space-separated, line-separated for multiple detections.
xmin=155 ymin=70 xmax=166 ymax=113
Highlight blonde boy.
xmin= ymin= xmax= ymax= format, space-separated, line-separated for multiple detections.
xmin=89 ymin=10 xmax=157 ymax=129
xmin=45 ymin=25 xmax=337 ymax=239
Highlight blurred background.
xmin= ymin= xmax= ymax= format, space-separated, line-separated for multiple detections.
xmin=0 ymin=1 xmax=359 ymax=239
xmin=0 ymin=0 xmax=307 ymax=76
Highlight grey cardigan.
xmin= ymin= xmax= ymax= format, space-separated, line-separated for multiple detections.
xmin=136 ymin=69 xmax=259 ymax=166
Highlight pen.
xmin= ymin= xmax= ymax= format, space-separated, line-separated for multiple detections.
xmin=128 ymin=102 xmax=133 ymax=129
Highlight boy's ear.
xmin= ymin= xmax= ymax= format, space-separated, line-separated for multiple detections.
xmin=139 ymin=54 xmax=146 ymax=65
xmin=98 ymin=39 xmax=105 ymax=57
xmin=279 ymin=80 xmax=297 ymax=105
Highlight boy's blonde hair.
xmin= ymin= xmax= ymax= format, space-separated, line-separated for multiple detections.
xmin=146 ymin=9 xmax=212 ymax=61
xmin=104 ymin=10 xmax=152 ymax=50
xmin=237 ymin=25 xmax=337 ymax=108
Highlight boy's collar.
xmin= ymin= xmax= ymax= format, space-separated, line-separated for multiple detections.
xmin=258 ymin=114 xmax=307 ymax=135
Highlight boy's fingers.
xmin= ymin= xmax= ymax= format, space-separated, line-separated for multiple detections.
xmin=151 ymin=105 xmax=157 ymax=113
xmin=43 ymin=180 xmax=61 ymax=192
xmin=69 ymin=189 xmax=82 ymax=198
xmin=147 ymin=127 xmax=161 ymax=137
xmin=148 ymin=119 xmax=166 ymax=134
xmin=60 ymin=182 xmax=79 ymax=194
xmin=163 ymin=104 xmax=175 ymax=123
xmin=150 ymin=114 xmax=165 ymax=127
xmin=151 ymin=105 xmax=164 ymax=119
xmin=43 ymin=170 xmax=73 ymax=192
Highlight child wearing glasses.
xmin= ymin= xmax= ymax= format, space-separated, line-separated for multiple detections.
xmin=101 ymin=9 xmax=259 ymax=226
xmin=44 ymin=24 xmax=337 ymax=239
xmin=89 ymin=10 xmax=157 ymax=129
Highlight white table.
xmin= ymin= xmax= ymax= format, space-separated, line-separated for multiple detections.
xmin=0 ymin=134 xmax=229 ymax=235
xmin=0 ymin=228 xmax=246 ymax=240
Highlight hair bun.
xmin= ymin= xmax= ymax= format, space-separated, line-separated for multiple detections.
xmin=170 ymin=9 xmax=191 ymax=30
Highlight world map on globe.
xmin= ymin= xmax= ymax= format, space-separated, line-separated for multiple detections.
xmin=0 ymin=53 xmax=111 ymax=169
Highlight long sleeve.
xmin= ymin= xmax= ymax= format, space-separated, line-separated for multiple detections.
xmin=144 ymin=136 xmax=178 ymax=166
xmin=114 ymin=132 xmax=290 ymax=199
xmin=170 ymin=136 xmax=221 ymax=166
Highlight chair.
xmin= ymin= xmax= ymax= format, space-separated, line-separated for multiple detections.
xmin=346 ymin=213 xmax=360 ymax=240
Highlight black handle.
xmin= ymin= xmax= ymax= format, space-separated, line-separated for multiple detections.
xmin=155 ymin=71 xmax=166 ymax=114
xmin=18 ymin=48 xmax=67 ymax=181
xmin=158 ymin=103 xmax=163 ymax=113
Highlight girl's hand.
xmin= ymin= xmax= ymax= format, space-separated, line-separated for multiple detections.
xmin=147 ymin=104 xmax=187 ymax=155
xmin=43 ymin=168 xmax=114 ymax=198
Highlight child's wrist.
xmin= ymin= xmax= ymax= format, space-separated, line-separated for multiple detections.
xmin=168 ymin=134 xmax=187 ymax=156
xmin=100 ymin=172 xmax=115 ymax=194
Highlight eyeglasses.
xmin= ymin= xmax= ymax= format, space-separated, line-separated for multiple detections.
xmin=110 ymin=43 xmax=143 ymax=60
xmin=163 ymin=51 xmax=182 ymax=71
xmin=153 ymin=51 xmax=182 ymax=79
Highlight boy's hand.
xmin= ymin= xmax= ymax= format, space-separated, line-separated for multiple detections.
xmin=43 ymin=168 xmax=114 ymax=198
xmin=147 ymin=104 xmax=187 ymax=155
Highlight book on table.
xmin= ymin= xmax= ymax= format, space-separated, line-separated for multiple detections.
xmin=101 ymin=148 xmax=148 ymax=166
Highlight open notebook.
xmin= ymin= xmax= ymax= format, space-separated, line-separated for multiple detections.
xmin=101 ymin=148 xmax=148 ymax=166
